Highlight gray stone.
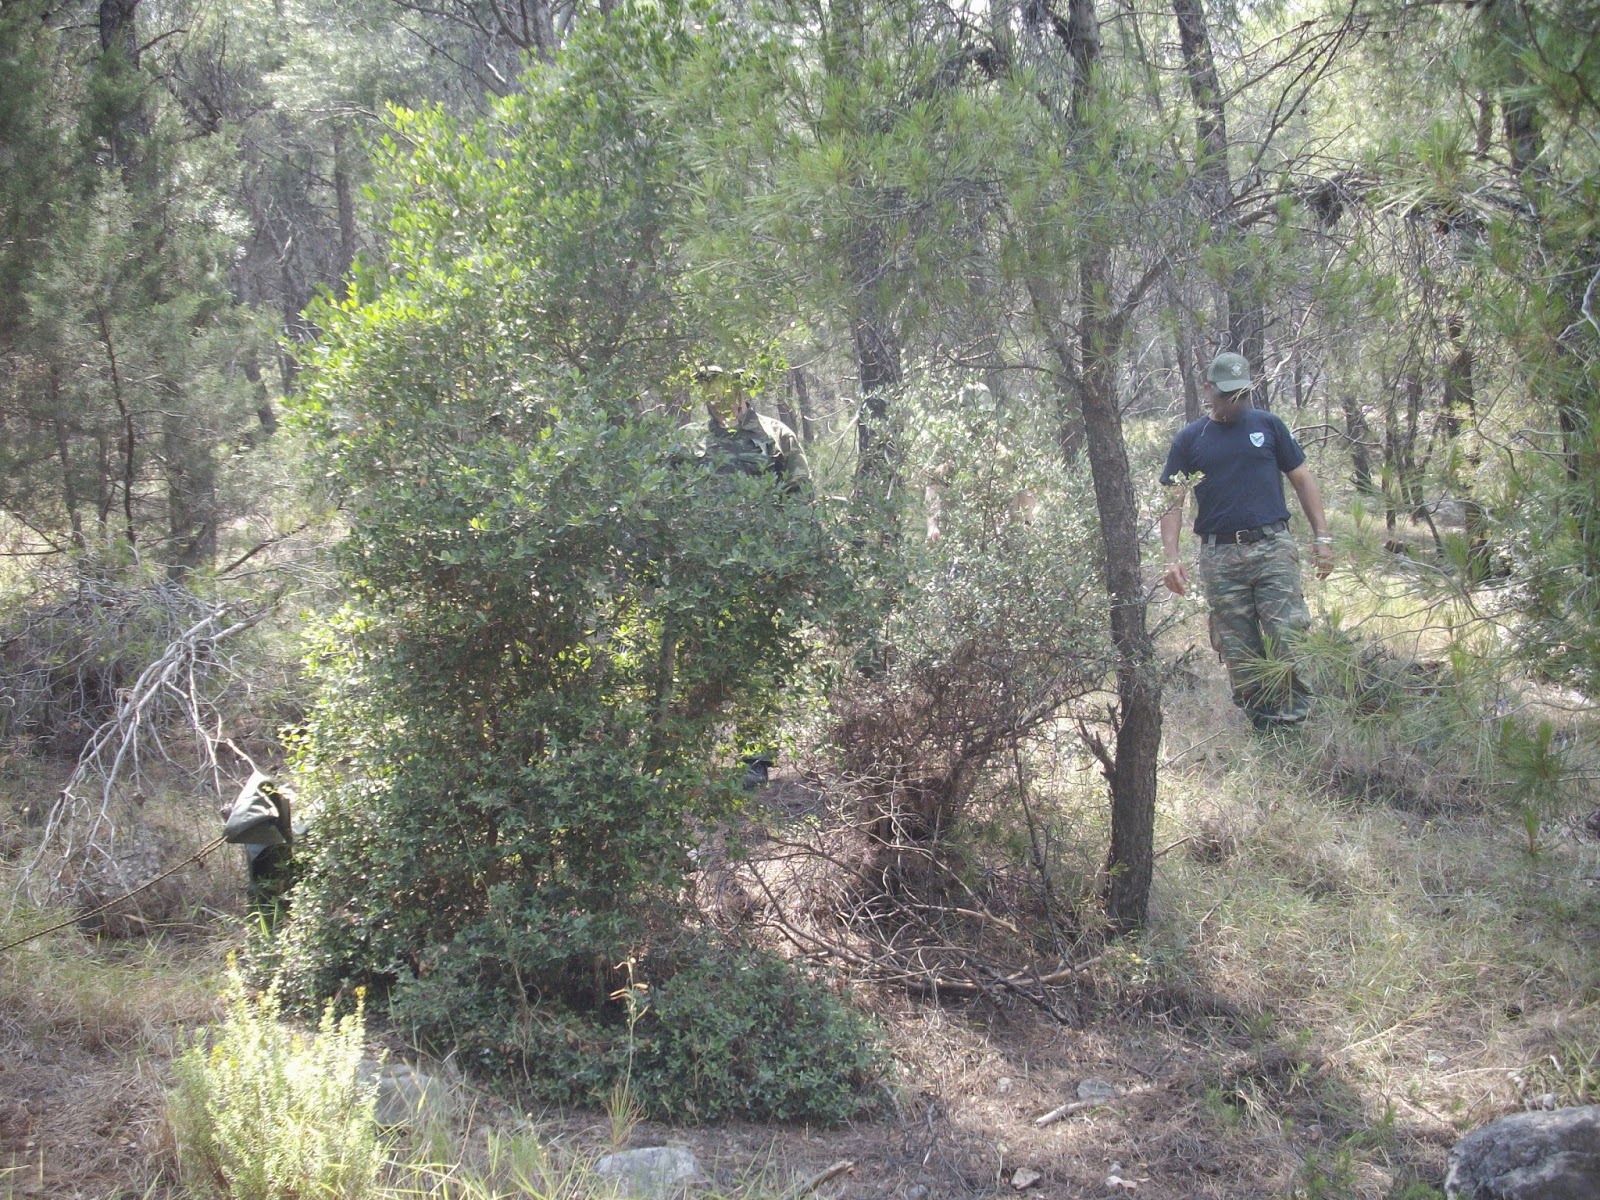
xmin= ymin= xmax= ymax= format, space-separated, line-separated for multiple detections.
xmin=1076 ymin=1079 xmax=1119 ymax=1103
xmin=594 ymin=1146 xmax=702 ymax=1198
xmin=361 ymin=1059 xmax=455 ymax=1129
xmin=1445 ymin=1105 xmax=1600 ymax=1200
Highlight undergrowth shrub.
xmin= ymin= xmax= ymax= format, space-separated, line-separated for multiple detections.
xmin=170 ymin=967 xmax=382 ymax=1200
xmin=385 ymin=941 xmax=885 ymax=1123
xmin=0 ymin=560 xmax=212 ymax=757
xmin=269 ymin=7 xmax=859 ymax=1113
xmin=1288 ymin=620 xmax=1490 ymax=812
xmin=633 ymin=946 xmax=885 ymax=1123
xmin=833 ymin=378 xmax=1113 ymax=867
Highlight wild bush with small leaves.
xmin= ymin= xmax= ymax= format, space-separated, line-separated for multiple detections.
xmin=834 ymin=378 xmax=1114 ymax=847
xmin=170 ymin=968 xmax=382 ymax=1200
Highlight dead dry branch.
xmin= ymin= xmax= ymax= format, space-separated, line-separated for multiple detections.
xmin=711 ymin=780 xmax=1110 ymax=1024
xmin=9 ymin=574 xmax=281 ymax=913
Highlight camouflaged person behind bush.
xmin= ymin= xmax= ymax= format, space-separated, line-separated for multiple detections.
xmin=696 ymin=364 xmax=809 ymax=492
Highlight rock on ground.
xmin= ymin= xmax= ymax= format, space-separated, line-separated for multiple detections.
xmin=594 ymin=1146 xmax=703 ymax=1199
xmin=1444 ymin=1105 xmax=1600 ymax=1200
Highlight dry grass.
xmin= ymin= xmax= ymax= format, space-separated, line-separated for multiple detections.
xmin=1139 ymin=645 xmax=1600 ymax=1195
xmin=0 ymin=904 xmax=226 ymax=1199
xmin=2 ymin=759 xmax=233 ymax=1199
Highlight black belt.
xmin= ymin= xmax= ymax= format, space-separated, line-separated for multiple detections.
xmin=1202 ymin=520 xmax=1287 ymax=546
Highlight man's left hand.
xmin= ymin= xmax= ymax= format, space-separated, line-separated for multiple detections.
xmin=1311 ymin=542 xmax=1335 ymax=579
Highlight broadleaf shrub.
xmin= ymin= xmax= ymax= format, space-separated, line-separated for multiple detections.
xmin=634 ymin=946 xmax=886 ymax=1124
xmin=267 ymin=3 xmax=869 ymax=1116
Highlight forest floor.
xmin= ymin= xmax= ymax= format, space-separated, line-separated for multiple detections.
xmin=5 ymin=633 xmax=1600 ymax=1200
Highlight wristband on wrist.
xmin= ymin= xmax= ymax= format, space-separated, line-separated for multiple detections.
xmin=1314 ymin=536 xmax=1333 ymax=544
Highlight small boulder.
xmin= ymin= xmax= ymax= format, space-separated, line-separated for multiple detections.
xmin=1445 ymin=1105 xmax=1600 ymax=1200
xmin=363 ymin=1059 xmax=454 ymax=1130
xmin=594 ymin=1146 xmax=702 ymax=1198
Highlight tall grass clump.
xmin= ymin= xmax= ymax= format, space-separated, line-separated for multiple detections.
xmin=170 ymin=966 xmax=383 ymax=1200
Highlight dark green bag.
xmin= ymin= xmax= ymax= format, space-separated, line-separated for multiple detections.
xmin=222 ymin=771 xmax=291 ymax=847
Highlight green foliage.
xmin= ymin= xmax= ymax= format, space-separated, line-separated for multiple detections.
xmin=170 ymin=967 xmax=383 ymax=1200
xmin=832 ymin=374 xmax=1113 ymax=840
xmin=1293 ymin=1146 xmax=1359 ymax=1200
xmin=632 ymin=947 xmax=886 ymax=1124
xmin=1279 ymin=616 xmax=1494 ymax=813
xmin=384 ymin=941 xmax=886 ymax=1123
xmin=275 ymin=380 xmax=848 ymax=994
xmin=271 ymin=4 xmax=868 ymax=1117
xmin=1494 ymin=715 xmax=1584 ymax=856
xmin=0 ymin=6 xmax=270 ymax=569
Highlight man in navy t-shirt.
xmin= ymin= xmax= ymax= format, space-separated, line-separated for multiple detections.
xmin=1159 ymin=352 xmax=1333 ymax=729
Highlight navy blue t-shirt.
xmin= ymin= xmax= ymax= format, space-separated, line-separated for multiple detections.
xmin=1160 ymin=408 xmax=1306 ymax=535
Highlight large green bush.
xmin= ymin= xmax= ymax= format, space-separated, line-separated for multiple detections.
xmin=266 ymin=3 xmax=875 ymax=1118
xmin=273 ymin=384 xmax=854 ymax=1096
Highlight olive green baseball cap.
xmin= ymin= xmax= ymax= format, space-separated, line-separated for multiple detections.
xmin=1206 ymin=352 xmax=1252 ymax=392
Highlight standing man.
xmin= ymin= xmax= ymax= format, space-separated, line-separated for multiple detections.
xmin=695 ymin=365 xmax=809 ymax=786
xmin=1159 ymin=352 xmax=1334 ymax=730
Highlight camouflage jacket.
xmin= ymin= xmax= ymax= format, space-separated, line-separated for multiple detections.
xmin=704 ymin=408 xmax=810 ymax=488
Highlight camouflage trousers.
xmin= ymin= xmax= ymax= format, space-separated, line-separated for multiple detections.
xmin=1198 ymin=528 xmax=1313 ymax=727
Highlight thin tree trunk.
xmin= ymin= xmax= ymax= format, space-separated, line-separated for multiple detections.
xmin=243 ymin=355 xmax=278 ymax=438
xmin=1046 ymin=0 xmax=1163 ymax=931
xmin=1172 ymin=0 xmax=1262 ymax=387
xmin=164 ymin=404 xmax=216 ymax=578
xmin=782 ymin=367 xmax=811 ymax=445
xmin=332 ymin=119 xmax=359 ymax=284
xmin=95 ymin=427 xmax=114 ymax=538
xmin=852 ymin=310 xmax=901 ymax=486
xmin=1173 ymin=315 xmax=1200 ymax=422
xmin=96 ymin=308 xmax=138 ymax=551
xmin=1078 ymin=275 xmax=1161 ymax=930
xmin=53 ymin=413 xmax=86 ymax=551
xmin=1342 ymin=394 xmax=1375 ymax=495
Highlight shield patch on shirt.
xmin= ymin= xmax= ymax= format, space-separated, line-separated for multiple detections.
xmin=1250 ymin=431 xmax=1265 ymax=447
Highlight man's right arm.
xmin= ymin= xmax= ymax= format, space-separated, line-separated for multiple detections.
xmin=1160 ymin=491 xmax=1188 ymax=596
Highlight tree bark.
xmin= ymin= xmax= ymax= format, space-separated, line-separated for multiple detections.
xmin=333 ymin=118 xmax=359 ymax=284
xmin=852 ymin=308 xmax=901 ymax=486
xmin=783 ymin=367 xmax=812 ymax=445
xmin=1171 ymin=306 xmax=1201 ymax=422
xmin=164 ymin=406 xmax=217 ymax=578
xmin=1042 ymin=0 xmax=1163 ymax=932
xmin=98 ymin=0 xmax=140 ymax=61
xmin=1342 ymin=394 xmax=1375 ymax=496
xmin=1172 ymin=0 xmax=1262 ymax=388
xmin=1078 ymin=268 xmax=1162 ymax=931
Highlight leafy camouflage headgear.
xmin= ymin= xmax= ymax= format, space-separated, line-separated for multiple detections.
xmin=694 ymin=364 xmax=745 ymax=423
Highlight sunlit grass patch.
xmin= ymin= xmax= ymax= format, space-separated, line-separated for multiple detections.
xmin=0 ymin=896 xmax=225 ymax=1055
xmin=1153 ymin=720 xmax=1600 ymax=1136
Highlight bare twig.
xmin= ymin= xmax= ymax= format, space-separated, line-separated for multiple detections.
xmin=1034 ymin=1081 xmax=1165 ymax=1127
xmin=16 ymin=583 xmax=281 ymax=907
xmin=783 ymin=1160 xmax=855 ymax=1200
